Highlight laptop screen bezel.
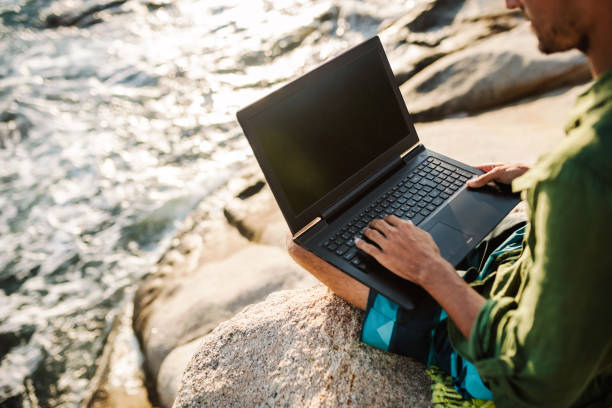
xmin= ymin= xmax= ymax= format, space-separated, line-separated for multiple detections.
xmin=236 ymin=36 xmax=420 ymax=235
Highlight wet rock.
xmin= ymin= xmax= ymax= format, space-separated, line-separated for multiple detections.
xmin=223 ymin=183 xmax=288 ymax=247
xmin=239 ymin=4 xmax=340 ymax=66
xmin=0 ymin=324 xmax=35 ymax=361
xmin=400 ymin=23 xmax=590 ymax=121
xmin=236 ymin=180 xmax=266 ymax=200
xmin=44 ymin=0 xmax=128 ymax=28
xmin=0 ymin=112 xmax=32 ymax=149
xmin=404 ymin=0 xmax=464 ymax=33
xmin=142 ymin=0 xmax=173 ymax=12
xmin=174 ymin=285 xmax=432 ymax=408
xmin=455 ymin=0 xmax=520 ymax=22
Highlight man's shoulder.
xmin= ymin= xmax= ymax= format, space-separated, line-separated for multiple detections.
xmin=514 ymin=113 xmax=612 ymax=193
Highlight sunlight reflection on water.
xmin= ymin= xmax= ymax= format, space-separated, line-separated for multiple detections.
xmin=0 ymin=0 xmax=414 ymax=405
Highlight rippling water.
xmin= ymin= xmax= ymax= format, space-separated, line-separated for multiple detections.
xmin=0 ymin=0 xmax=414 ymax=406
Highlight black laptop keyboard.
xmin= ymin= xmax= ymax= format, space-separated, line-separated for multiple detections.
xmin=322 ymin=156 xmax=475 ymax=271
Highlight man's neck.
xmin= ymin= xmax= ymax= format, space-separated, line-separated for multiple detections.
xmin=585 ymin=6 xmax=612 ymax=79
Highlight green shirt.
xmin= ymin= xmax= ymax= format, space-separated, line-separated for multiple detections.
xmin=448 ymin=68 xmax=612 ymax=408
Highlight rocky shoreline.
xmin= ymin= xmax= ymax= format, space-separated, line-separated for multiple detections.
xmin=95 ymin=0 xmax=592 ymax=406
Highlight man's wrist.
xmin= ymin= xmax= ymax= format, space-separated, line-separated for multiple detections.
xmin=419 ymin=258 xmax=457 ymax=291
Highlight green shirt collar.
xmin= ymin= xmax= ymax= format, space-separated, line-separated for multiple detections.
xmin=565 ymin=66 xmax=612 ymax=134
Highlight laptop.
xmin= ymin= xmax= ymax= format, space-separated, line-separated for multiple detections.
xmin=237 ymin=36 xmax=520 ymax=310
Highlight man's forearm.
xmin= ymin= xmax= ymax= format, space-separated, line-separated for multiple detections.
xmin=354 ymin=216 xmax=486 ymax=339
xmin=421 ymin=260 xmax=486 ymax=340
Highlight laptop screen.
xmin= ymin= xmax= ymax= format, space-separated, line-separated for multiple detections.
xmin=247 ymin=44 xmax=416 ymax=217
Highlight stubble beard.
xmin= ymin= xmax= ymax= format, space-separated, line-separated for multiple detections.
xmin=536 ymin=28 xmax=589 ymax=55
xmin=524 ymin=7 xmax=590 ymax=55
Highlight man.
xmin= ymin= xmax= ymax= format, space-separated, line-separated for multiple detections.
xmin=287 ymin=0 xmax=612 ymax=407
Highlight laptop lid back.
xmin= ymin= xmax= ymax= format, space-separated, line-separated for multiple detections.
xmin=237 ymin=36 xmax=419 ymax=235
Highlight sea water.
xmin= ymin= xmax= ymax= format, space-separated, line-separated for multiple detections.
xmin=0 ymin=0 xmax=414 ymax=405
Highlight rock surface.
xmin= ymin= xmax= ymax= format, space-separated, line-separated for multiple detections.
xmin=400 ymin=23 xmax=590 ymax=121
xmin=157 ymin=338 xmax=202 ymax=408
xmin=381 ymin=0 xmax=523 ymax=86
xmin=132 ymin=165 xmax=318 ymax=406
xmin=174 ymin=285 xmax=432 ymax=408
xmin=417 ymin=84 xmax=588 ymax=166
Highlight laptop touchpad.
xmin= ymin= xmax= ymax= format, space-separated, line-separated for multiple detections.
xmin=427 ymin=222 xmax=474 ymax=263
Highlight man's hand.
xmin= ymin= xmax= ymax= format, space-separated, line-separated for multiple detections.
xmin=355 ymin=215 xmax=454 ymax=287
xmin=355 ymin=215 xmax=486 ymax=340
xmin=467 ymin=163 xmax=530 ymax=188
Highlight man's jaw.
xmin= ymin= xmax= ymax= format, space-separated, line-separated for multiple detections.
xmin=520 ymin=6 xmax=530 ymax=21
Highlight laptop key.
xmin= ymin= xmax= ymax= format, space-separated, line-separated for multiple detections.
xmin=344 ymin=247 xmax=358 ymax=261
xmin=421 ymin=179 xmax=437 ymax=188
xmin=441 ymin=163 xmax=457 ymax=171
xmin=336 ymin=245 xmax=349 ymax=256
xmin=351 ymin=257 xmax=362 ymax=266
xmin=411 ymin=214 xmax=425 ymax=225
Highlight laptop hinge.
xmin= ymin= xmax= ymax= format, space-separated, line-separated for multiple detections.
xmin=293 ymin=217 xmax=322 ymax=240
xmin=400 ymin=143 xmax=421 ymax=159
xmin=322 ymin=155 xmax=406 ymax=223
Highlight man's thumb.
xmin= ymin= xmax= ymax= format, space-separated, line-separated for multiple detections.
xmin=467 ymin=174 xmax=490 ymax=188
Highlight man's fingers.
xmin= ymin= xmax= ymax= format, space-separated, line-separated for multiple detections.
xmin=385 ymin=215 xmax=414 ymax=229
xmin=384 ymin=215 xmax=404 ymax=227
xmin=355 ymin=237 xmax=382 ymax=258
xmin=474 ymin=163 xmax=503 ymax=172
xmin=369 ymin=218 xmax=395 ymax=236
xmin=467 ymin=174 xmax=489 ymax=188
xmin=467 ymin=167 xmax=501 ymax=188
xmin=363 ymin=226 xmax=386 ymax=245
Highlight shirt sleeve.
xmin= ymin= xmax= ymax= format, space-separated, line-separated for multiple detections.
xmin=449 ymin=169 xmax=612 ymax=408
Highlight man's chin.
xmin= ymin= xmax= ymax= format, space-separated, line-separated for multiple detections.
xmin=537 ymin=43 xmax=556 ymax=55
xmin=537 ymin=39 xmax=582 ymax=55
